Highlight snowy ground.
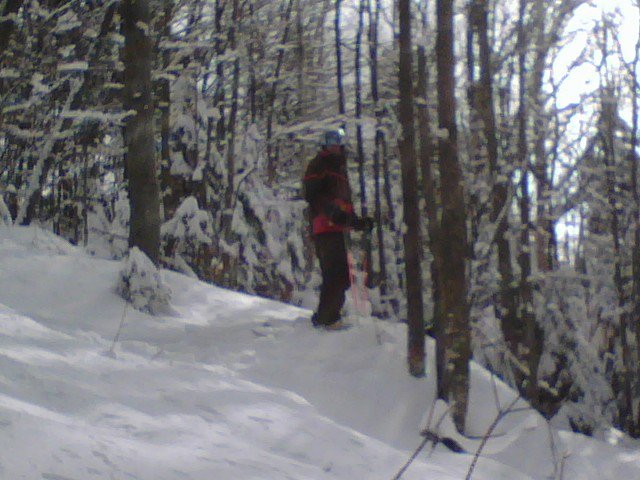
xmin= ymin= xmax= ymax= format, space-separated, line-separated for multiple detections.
xmin=0 ymin=226 xmax=638 ymax=480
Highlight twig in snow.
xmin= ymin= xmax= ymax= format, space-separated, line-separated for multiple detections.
xmin=390 ymin=432 xmax=431 ymax=480
xmin=107 ymin=299 xmax=129 ymax=358
xmin=391 ymin=399 xmax=456 ymax=480
xmin=465 ymin=394 xmax=525 ymax=480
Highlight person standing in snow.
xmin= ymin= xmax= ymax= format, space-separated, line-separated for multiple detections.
xmin=302 ymin=129 xmax=373 ymax=329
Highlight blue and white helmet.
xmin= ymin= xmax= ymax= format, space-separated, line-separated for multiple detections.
xmin=322 ymin=128 xmax=346 ymax=147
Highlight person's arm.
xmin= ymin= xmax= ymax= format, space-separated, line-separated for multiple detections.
xmin=325 ymin=202 xmax=374 ymax=231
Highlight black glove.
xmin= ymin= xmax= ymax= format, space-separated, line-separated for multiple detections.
xmin=352 ymin=216 xmax=374 ymax=232
xmin=326 ymin=204 xmax=350 ymax=225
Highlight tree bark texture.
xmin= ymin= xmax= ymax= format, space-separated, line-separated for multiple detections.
xmin=516 ymin=0 xmax=543 ymax=405
xmin=122 ymin=0 xmax=161 ymax=265
xmin=335 ymin=0 xmax=346 ymax=117
xmin=368 ymin=0 xmax=389 ymax=309
xmin=632 ymin=7 xmax=640 ymax=436
xmin=601 ymin=95 xmax=635 ymax=433
xmin=436 ymin=0 xmax=471 ymax=432
xmin=398 ymin=0 xmax=425 ymax=377
xmin=417 ymin=45 xmax=441 ymax=340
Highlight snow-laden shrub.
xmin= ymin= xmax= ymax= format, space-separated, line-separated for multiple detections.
xmin=87 ymin=189 xmax=129 ymax=260
xmin=117 ymin=247 xmax=172 ymax=315
xmin=227 ymin=126 xmax=308 ymax=302
xmin=161 ymin=196 xmax=214 ymax=278
xmin=536 ymin=271 xmax=615 ymax=426
xmin=169 ymin=69 xmax=217 ymax=177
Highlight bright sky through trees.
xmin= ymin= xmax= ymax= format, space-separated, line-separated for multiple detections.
xmin=554 ymin=0 xmax=639 ymax=107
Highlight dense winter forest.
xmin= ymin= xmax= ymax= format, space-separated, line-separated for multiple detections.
xmin=2 ymin=0 xmax=640 ymax=440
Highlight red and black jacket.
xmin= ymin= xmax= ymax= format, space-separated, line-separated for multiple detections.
xmin=303 ymin=149 xmax=355 ymax=236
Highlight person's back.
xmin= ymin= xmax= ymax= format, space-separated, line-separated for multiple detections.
xmin=303 ymin=147 xmax=354 ymax=236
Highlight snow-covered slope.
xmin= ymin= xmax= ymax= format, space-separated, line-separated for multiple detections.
xmin=0 ymin=226 xmax=638 ymax=479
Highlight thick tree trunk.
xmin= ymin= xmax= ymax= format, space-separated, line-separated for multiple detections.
xmin=122 ymin=0 xmax=161 ymax=265
xmin=516 ymin=0 xmax=542 ymax=405
xmin=416 ymin=41 xmax=442 ymax=343
xmin=436 ymin=0 xmax=471 ymax=432
xmin=398 ymin=0 xmax=425 ymax=377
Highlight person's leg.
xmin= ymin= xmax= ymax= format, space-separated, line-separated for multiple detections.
xmin=313 ymin=232 xmax=350 ymax=326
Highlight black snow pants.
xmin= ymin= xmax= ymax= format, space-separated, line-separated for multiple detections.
xmin=313 ymin=232 xmax=351 ymax=326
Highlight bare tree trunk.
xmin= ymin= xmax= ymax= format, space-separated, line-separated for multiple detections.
xmin=600 ymin=88 xmax=635 ymax=433
xmin=335 ymin=0 xmax=346 ymax=117
xmin=436 ymin=0 xmax=471 ymax=432
xmin=214 ymin=0 xmax=226 ymax=155
xmin=247 ymin=3 xmax=258 ymax=124
xmin=516 ymin=0 xmax=542 ymax=405
xmin=398 ymin=0 xmax=425 ymax=377
xmin=296 ymin=0 xmax=306 ymax=117
xmin=531 ymin=0 xmax=555 ymax=274
xmin=417 ymin=42 xmax=441 ymax=332
xmin=225 ymin=0 xmax=241 ymax=214
xmin=381 ymin=132 xmax=402 ymax=308
xmin=369 ymin=0 xmax=401 ymax=311
xmin=81 ymin=144 xmax=89 ymax=246
xmin=158 ymin=0 xmax=175 ymax=221
xmin=265 ymin=0 xmax=295 ymax=183
xmin=220 ymin=0 xmax=242 ymax=288
xmin=354 ymin=0 xmax=373 ymax=285
xmin=632 ymin=1 xmax=640 ymax=437
xmin=122 ymin=0 xmax=161 ymax=264
xmin=368 ymin=0 xmax=389 ymax=310
xmin=470 ymin=0 xmax=520 ymax=363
